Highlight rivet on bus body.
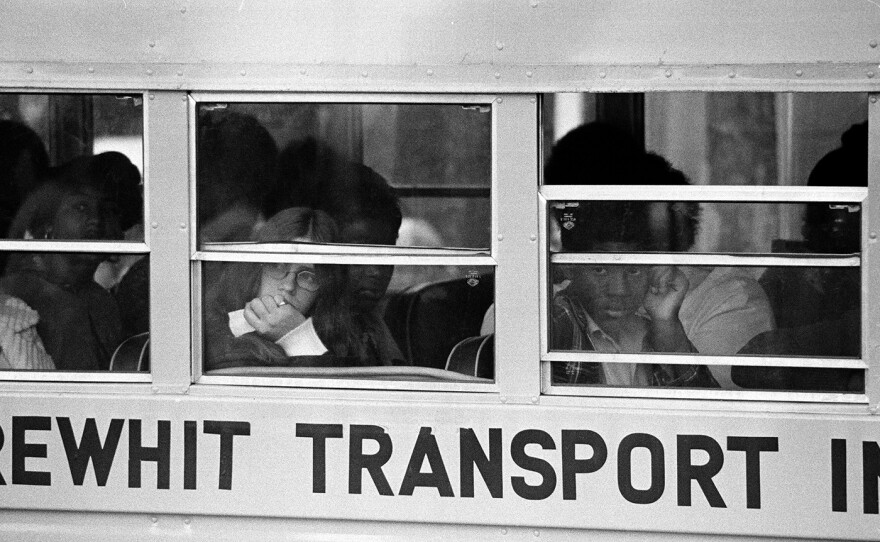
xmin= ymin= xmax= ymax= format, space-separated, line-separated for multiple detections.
xmin=795 ymin=70 xmax=803 ymax=77
xmin=179 ymin=223 xmax=187 ymax=230
xmin=501 ymin=528 xmax=508 ymax=535
xmin=177 ymin=70 xmax=183 ymax=76
xmin=151 ymin=222 xmax=159 ymax=229
xmin=869 ymin=231 xmax=877 ymax=240
xmin=728 ymin=72 xmax=736 ymax=78
xmin=872 ymin=96 xmax=879 ymax=104
xmin=146 ymin=69 xmax=154 ymax=76
xmin=599 ymin=71 xmax=606 ymax=79
xmin=500 ymin=396 xmax=507 ymax=403
xmin=871 ymin=39 xmax=878 ymax=48
xmin=184 ymin=518 xmax=191 ymax=525
xmin=665 ymin=70 xmax=672 ymax=78
xmin=149 ymin=94 xmax=155 ymax=100
xmin=531 ymin=396 xmax=538 ymax=403
xmin=497 ymin=234 xmax=504 ymax=241
xmin=88 ymin=67 xmax=95 ymax=73
xmin=240 ymin=70 xmax=246 ymax=76
xmin=427 ymin=69 xmax=434 ymax=76
xmin=151 ymin=386 xmax=158 ymax=394
xmin=530 ymin=234 xmax=537 ymax=242
xmin=868 ymin=71 xmax=876 ymax=79
xmin=496 ymin=41 xmax=504 ymax=50
xmin=149 ymin=41 xmax=155 ymax=48
xmin=526 ymin=71 xmax=533 ymax=78
xmin=533 ymin=529 xmax=540 ymax=537
xmin=494 ymin=72 xmax=501 ymax=79
xmin=496 ymin=97 xmax=503 ymax=104
xmin=151 ymin=517 xmax=157 ymax=524
xmin=300 ymin=69 xmax=306 ymax=75
xmin=26 ymin=67 xmax=33 ymax=74
xmin=530 ymin=0 xmax=538 ymax=7
xmin=530 ymin=97 xmax=537 ymax=103
xmin=180 ymin=6 xmax=187 ymax=13
xmin=361 ymin=71 xmax=368 ymax=78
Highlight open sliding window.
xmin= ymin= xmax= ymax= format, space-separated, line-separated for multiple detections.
xmin=540 ymin=92 xmax=870 ymax=402
xmin=0 ymin=92 xmax=148 ymax=380
xmin=191 ymin=94 xmax=495 ymax=391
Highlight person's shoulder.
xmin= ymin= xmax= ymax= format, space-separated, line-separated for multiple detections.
xmin=690 ymin=267 xmax=765 ymax=297
xmin=0 ymin=294 xmax=40 ymax=331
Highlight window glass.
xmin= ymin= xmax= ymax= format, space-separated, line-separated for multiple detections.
xmin=549 ymin=263 xmax=860 ymax=391
xmin=202 ymin=261 xmax=494 ymax=379
xmin=196 ymin=103 xmax=491 ymax=251
xmin=196 ymin=101 xmax=493 ymax=382
xmin=542 ymin=92 xmax=867 ymax=393
xmin=0 ymin=93 xmax=146 ymax=372
xmin=551 ymin=201 xmax=861 ymax=254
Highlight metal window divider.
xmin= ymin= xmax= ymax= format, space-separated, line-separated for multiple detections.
xmin=147 ymin=91 xmax=192 ymax=393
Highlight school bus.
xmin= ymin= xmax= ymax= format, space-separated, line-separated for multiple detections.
xmin=0 ymin=1 xmax=878 ymax=540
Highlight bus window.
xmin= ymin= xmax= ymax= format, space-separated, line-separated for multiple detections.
xmin=0 ymin=93 xmax=147 ymax=373
xmin=541 ymin=92 xmax=867 ymax=394
xmin=193 ymin=97 xmax=494 ymax=383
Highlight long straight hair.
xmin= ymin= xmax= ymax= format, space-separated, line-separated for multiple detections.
xmin=204 ymin=207 xmax=367 ymax=368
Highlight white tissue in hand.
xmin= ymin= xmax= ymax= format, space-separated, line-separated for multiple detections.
xmin=228 ymin=309 xmax=255 ymax=337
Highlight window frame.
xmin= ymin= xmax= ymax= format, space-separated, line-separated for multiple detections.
xmin=0 ymin=89 xmax=150 ymax=383
xmin=538 ymin=91 xmax=879 ymax=405
xmin=185 ymin=92 xmax=530 ymax=394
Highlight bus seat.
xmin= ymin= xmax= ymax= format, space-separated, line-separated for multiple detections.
xmin=108 ymin=332 xmax=150 ymax=372
xmin=445 ymin=333 xmax=494 ymax=379
xmin=384 ymin=274 xmax=494 ymax=369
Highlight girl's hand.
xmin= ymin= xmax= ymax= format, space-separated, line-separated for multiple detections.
xmin=243 ymin=295 xmax=307 ymax=341
xmin=644 ymin=266 xmax=689 ymax=322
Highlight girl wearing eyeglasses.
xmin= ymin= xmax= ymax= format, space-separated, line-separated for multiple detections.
xmin=203 ymin=207 xmax=343 ymax=369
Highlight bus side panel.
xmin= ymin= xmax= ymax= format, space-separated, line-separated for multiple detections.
xmin=0 ymin=393 xmax=874 ymax=540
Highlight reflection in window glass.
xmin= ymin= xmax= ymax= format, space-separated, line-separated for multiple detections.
xmin=0 ymin=93 xmax=144 ymax=242
xmin=203 ymin=260 xmax=494 ymax=379
xmin=543 ymin=92 xmax=866 ymax=394
xmin=549 ymin=262 xmax=861 ymax=391
xmin=195 ymin=102 xmax=491 ymax=252
xmin=551 ymin=201 xmax=862 ymax=255
xmin=0 ymin=94 xmax=147 ymax=372
xmin=0 ymin=251 xmax=149 ymax=372
xmin=542 ymin=92 xmax=866 ymax=253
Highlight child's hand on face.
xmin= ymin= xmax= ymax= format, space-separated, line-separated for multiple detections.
xmin=644 ymin=266 xmax=689 ymax=322
xmin=243 ymin=295 xmax=307 ymax=341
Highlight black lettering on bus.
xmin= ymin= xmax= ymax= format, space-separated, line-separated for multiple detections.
xmin=459 ymin=428 xmax=503 ymax=498
xmin=831 ymin=439 xmax=847 ymax=512
xmin=348 ymin=424 xmax=394 ymax=496
xmin=618 ymin=433 xmax=664 ymax=504
xmin=399 ymin=427 xmax=454 ymax=497
xmin=0 ymin=424 xmax=5 ymax=485
xmin=12 ymin=416 xmax=51 ymax=486
xmin=510 ymin=429 xmax=557 ymax=500
xmin=561 ymin=430 xmax=607 ymax=501
xmin=127 ymin=419 xmax=171 ymax=490
xmin=863 ymin=441 xmax=880 ymax=514
xmin=727 ymin=436 xmax=777 ymax=509
xmin=677 ymin=435 xmax=726 ymax=508
xmin=184 ymin=421 xmax=197 ymax=490
xmin=56 ymin=417 xmax=124 ymax=487
xmin=204 ymin=421 xmax=251 ymax=491
xmin=296 ymin=423 xmax=343 ymax=494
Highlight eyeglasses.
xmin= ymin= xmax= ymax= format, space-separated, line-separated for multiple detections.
xmin=264 ymin=264 xmax=319 ymax=291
